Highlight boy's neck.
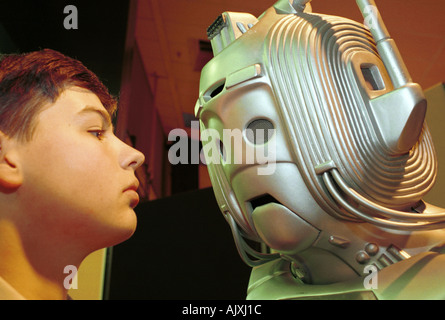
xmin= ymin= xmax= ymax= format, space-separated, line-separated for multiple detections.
xmin=0 ymin=219 xmax=83 ymax=300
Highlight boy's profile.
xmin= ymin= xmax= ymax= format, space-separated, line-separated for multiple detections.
xmin=0 ymin=49 xmax=145 ymax=299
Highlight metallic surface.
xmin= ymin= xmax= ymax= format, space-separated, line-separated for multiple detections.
xmin=196 ymin=0 xmax=445 ymax=299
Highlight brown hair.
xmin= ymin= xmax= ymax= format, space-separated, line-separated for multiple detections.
xmin=0 ymin=48 xmax=117 ymax=141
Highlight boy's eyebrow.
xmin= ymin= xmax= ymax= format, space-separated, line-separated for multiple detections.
xmin=77 ymin=105 xmax=112 ymax=127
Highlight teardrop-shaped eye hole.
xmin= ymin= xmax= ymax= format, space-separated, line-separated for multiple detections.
xmin=210 ymin=83 xmax=225 ymax=98
xmin=203 ymin=80 xmax=226 ymax=102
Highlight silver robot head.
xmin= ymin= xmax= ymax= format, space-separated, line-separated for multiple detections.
xmin=196 ymin=0 xmax=445 ymax=267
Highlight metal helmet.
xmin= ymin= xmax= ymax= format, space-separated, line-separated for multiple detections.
xmin=196 ymin=0 xmax=445 ymax=269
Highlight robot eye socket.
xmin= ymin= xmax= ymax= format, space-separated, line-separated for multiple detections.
xmin=210 ymin=83 xmax=225 ymax=98
xmin=203 ymin=81 xmax=226 ymax=102
xmin=245 ymin=118 xmax=274 ymax=145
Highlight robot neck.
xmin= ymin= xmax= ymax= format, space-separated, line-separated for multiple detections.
xmin=283 ymin=218 xmax=445 ymax=285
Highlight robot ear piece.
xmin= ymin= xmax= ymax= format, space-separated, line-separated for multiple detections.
xmin=355 ymin=0 xmax=426 ymax=155
xmin=369 ymin=84 xmax=426 ymax=155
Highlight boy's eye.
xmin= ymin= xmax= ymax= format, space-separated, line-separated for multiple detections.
xmin=89 ymin=130 xmax=105 ymax=140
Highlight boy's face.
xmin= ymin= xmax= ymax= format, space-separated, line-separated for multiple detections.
xmin=13 ymin=86 xmax=145 ymax=250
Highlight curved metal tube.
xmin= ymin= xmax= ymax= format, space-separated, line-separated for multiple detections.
xmin=225 ymin=213 xmax=281 ymax=267
xmin=322 ymin=168 xmax=445 ymax=230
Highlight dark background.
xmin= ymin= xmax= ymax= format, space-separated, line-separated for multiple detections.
xmin=0 ymin=0 xmax=130 ymax=96
xmin=106 ymin=187 xmax=251 ymax=300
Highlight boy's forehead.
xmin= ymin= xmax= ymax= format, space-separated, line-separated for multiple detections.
xmin=39 ymin=86 xmax=110 ymax=124
xmin=77 ymin=105 xmax=112 ymax=127
xmin=61 ymin=87 xmax=106 ymax=112
xmin=66 ymin=87 xmax=112 ymax=123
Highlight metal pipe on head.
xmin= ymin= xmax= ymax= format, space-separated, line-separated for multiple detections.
xmin=292 ymin=0 xmax=312 ymax=12
xmin=356 ymin=0 xmax=412 ymax=88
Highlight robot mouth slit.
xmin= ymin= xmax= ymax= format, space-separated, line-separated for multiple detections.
xmin=248 ymin=194 xmax=283 ymax=212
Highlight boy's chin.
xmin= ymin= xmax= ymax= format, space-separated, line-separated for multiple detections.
xmin=92 ymin=213 xmax=137 ymax=249
xmin=111 ymin=215 xmax=137 ymax=245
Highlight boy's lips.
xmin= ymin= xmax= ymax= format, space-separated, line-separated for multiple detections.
xmin=124 ymin=181 xmax=140 ymax=208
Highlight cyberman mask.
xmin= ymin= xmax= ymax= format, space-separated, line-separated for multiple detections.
xmin=195 ymin=0 xmax=445 ymax=294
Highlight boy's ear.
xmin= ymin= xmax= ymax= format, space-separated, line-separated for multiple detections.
xmin=0 ymin=132 xmax=23 ymax=191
